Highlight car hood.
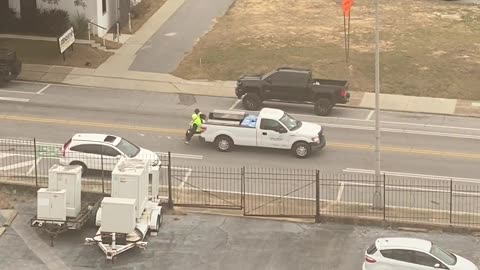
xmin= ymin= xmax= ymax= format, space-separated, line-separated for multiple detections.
xmin=135 ymin=148 xmax=161 ymax=167
xmin=452 ymin=254 xmax=478 ymax=270
xmin=291 ymin=122 xmax=322 ymax=137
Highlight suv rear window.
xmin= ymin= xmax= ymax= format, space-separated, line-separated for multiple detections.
xmin=367 ymin=243 xmax=377 ymax=255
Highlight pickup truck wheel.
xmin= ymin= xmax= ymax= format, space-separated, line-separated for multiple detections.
xmin=215 ymin=136 xmax=233 ymax=152
xmin=292 ymin=142 xmax=311 ymax=158
xmin=314 ymin=98 xmax=333 ymax=116
xmin=242 ymin=93 xmax=262 ymax=111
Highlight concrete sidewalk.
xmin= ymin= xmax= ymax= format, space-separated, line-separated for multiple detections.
xmin=15 ymin=63 xmax=480 ymax=117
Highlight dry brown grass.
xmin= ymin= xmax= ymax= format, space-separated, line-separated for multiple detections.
xmin=173 ymin=0 xmax=480 ymax=100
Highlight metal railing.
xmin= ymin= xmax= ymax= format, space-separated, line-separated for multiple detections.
xmin=87 ymin=21 xmax=107 ymax=46
xmin=1 ymin=137 xmax=480 ymax=228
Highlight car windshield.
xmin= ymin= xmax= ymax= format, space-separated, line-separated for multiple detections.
xmin=279 ymin=113 xmax=301 ymax=131
xmin=430 ymin=244 xmax=457 ymax=265
xmin=115 ymin=138 xmax=140 ymax=158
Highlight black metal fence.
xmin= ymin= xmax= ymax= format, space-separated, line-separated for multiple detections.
xmin=1 ymin=137 xmax=480 ymax=228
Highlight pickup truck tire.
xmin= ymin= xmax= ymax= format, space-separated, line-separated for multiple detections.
xmin=242 ymin=93 xmax=262 ymax=111
xmin=314 ymin=98 xmax=333 ymax=116
xmin=292 ymin=142 xmax=311 ymax=158
xmin=214 ymin=135 xmax=233 ymax=152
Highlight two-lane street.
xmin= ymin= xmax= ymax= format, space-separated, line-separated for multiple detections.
xmin=1 ymin=81 xmax=480 ymax=177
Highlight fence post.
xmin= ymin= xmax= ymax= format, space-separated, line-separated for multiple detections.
xmin=128 ymin=13 xmax=132 ymax=33
xmin=241 ymin=166 xmax=245 ymax=213
xmin=33 ymin=138 xmax=38 ymax=187
xmin=450 ymin=179 xmax=453 ymax=225
xmin=167 ymin=151 xmax=173 ymax=209
xmin=383 ymin=173 xmax=386 ymax=221
xmin=88 ymin=22 xmax=91 ymax=40
xmin=315 ymin=170 xmax=321 ymax=223
xmin=101 ymin=152 xmax=105 ymax=194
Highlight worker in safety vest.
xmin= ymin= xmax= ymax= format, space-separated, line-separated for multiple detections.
xmin=185 ymin=108 xmax=203 ymax=144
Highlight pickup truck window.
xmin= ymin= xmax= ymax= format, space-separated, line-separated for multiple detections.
xmin=260 ymin=119 xmax=284 ymax=132
xmin=279 ymin=113 xmax=301 ymax=131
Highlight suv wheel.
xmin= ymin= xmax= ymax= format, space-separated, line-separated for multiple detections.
xmin=314 ymin=98 xmax=333 ymax=116
xmin=242 ymin=93 xmax=262 ymax=111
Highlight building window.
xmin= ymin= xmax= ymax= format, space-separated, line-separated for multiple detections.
xmin=102 ymin=0 xmax=107 ymax=14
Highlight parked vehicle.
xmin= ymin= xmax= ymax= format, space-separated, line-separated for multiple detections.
xmin=200 ymin=108 xmax=326 ymax=158
xmin=235 ymin=67 xmax=350 ymax=116
xmin=363 ymin=237 xmax=478 ymax=270
xmin=0 ymin=48 xmax=22 ymax=84
xmin=60 ymin=133 xmax=160 ymax=173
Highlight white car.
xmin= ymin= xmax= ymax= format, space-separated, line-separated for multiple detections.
xmin=363 ymin=237 xmax=478 ymax=270
xmin=60 ymin=133 xmax=160 ymax=173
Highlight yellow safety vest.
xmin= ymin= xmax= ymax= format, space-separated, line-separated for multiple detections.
xmin=193 ymin=114 xmax=203 ymax=132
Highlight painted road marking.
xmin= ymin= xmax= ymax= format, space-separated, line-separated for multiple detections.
xmin=0 ymin=97 xmax=29 ymax=102
xmin=36 ymin=84 xmax=51 ymax=94
xmin=0 ymin=89 xmax=42 ymax=95
xmin=229 ymin=99 xmax=241 ymax=110
xmin=2 ymin=115 xmax=480 ymax=160
xmin=320 ymin=122 xmax=480 ymax=140
xmin=365 ymin=110 xmax=375 ymax=121
xmin=342 ymin=168 xmax=480 ymax=183
xmin=156 ymin=152 xmax=203 ymax=160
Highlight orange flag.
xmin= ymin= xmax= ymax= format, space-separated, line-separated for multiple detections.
xmin=342 ymin=0 xmax=354 ymax=17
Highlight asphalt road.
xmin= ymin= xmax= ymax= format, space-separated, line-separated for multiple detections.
xmin=1 ymin=81 xmax=480 ymax=216
xmin=129 ymin=0 xmax=235 ymax=73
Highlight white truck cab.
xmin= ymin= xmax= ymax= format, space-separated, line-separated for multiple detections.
xmin=200 ymin=108 xmax=326 ymax=158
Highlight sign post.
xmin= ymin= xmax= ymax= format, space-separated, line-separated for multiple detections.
xmin=57 ymin=27 xmax=75 ymax=61
xmin=341 ymin=0 xmax=354 ymax=63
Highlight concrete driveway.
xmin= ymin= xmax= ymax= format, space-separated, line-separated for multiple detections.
xmin=129 ymin=0 xmax=235 ymax=73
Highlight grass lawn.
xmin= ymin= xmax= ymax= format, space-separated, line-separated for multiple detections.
xmin=121 ymin=0 xmax=169 ymax=34
xmin=173 ymin=0 xmax=480 ymax=100
xmin=0 ymin=38 xmax=113 ymax=68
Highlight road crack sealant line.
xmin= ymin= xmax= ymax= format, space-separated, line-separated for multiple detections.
xmin=2 ymin=115 xmax=480 ymax=159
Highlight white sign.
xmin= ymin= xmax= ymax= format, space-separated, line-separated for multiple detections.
xmin=58 ymin=27 xmax=75 ymax=54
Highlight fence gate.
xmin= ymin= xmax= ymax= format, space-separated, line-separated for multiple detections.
xmin=169 ymin=164 xmax=243 ymax=209
xmin=244 ymin=168 xmax=317 ymax=217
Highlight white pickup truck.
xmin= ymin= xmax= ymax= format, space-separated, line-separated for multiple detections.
xmin=200 ymin=108 xmax=326 ymax=158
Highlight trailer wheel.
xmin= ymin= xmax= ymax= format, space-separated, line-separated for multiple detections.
xmin=314 ymin=98 xmax=333 ymax=116
xmin=242 ymin=93 xmax=262 ymax=111
xmin=214 ymin=136 xmax=233 ymax=152
xmin=292 ymin=142 xmax=311 ymax=158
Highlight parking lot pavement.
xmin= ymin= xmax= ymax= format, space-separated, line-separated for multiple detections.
xmin=1 ymin=200 xmax=479 ymax=270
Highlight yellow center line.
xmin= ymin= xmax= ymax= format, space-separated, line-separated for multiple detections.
xmin=2 ymin=114 xmax=480 ymax=160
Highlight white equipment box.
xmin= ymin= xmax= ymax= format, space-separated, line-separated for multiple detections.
xmin=112 ymin=159 xmax=149 ymax=218
xmin=101 ymin=197 xmax=136 ymax=234
xmin=48 ymin=164 xmax=82 ymax=217
xmin=37 ymin=188 xmax=67 ymax=221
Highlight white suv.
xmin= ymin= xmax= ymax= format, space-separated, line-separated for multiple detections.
xmin=363 ymin=237 xmax=478 ymax=270
xmin=60 ymin=133 xmax=160 ymax=173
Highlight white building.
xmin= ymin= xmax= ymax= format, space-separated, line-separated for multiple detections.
xmin=6 ymin=0 xmax=136 ymax=36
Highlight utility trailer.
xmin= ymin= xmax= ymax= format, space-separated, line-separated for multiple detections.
xmin=31 ymin=199 xmax=101 ymax=246
xmin=84 ymin=158 xmax=164 ymax=261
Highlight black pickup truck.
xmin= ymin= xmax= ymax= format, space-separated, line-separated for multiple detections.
xmin=235 ymin=67 xmax=350 ymax=116
xmin=0 ymin=49 xmax=22 ymax=84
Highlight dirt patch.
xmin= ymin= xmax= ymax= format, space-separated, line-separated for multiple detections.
xmin=0 ymin=38 xmax=113 ymax=68
xmin=173 ymin=0 xmax=480 ymax=100
xmin=121 ymin=0 xmax=169 ymax=34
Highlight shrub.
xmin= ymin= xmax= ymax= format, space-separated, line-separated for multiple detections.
xmin=20 ymin=9 xmax=70 ymax=36
xmin=0 ymin=8 xmax=20 ymax=33
xmin=71 ymin=12 xmax=89 ymax=39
